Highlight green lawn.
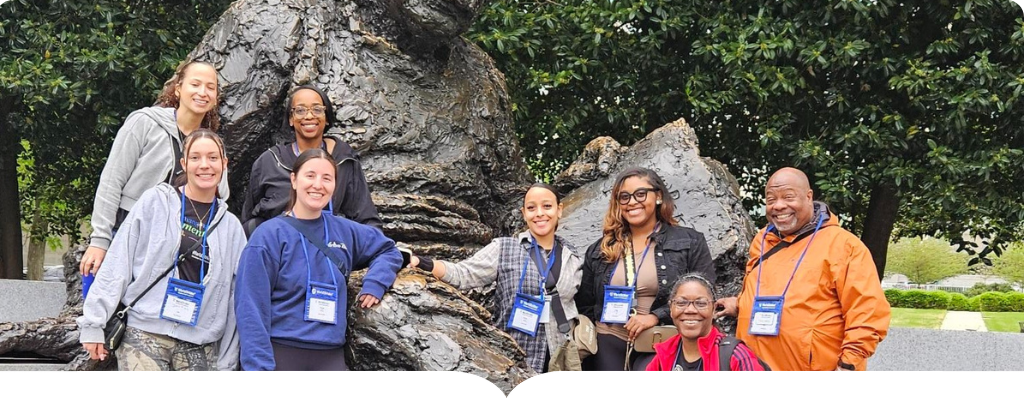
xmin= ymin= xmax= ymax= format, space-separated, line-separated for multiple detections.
xmin=890 ymin=308 xmax=947 ymax=329
xmin=981 ymin=312 xmax=1024 ymax=333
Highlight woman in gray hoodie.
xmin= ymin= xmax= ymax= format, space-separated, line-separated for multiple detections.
xmin=78 ymin=130 xmax=246 ymax=371
xmin=80 ymin=61 xmax=230 ymax=280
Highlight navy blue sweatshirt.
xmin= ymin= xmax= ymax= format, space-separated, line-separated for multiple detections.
xmin=235 ymin=212 xmax=401 ymax=371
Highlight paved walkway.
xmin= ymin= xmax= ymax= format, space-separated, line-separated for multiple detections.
xmin=940 ymin=311 xmax=988 ymax=331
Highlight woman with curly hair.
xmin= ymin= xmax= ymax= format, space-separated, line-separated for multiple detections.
xmin=80 ymin=60 xmax=230 ymax=283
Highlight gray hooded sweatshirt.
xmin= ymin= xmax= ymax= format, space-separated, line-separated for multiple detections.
xmin=78 ymin=183 xmax=245 ymax=370
xmin=88 ymin=106 xmax=230 ymax=250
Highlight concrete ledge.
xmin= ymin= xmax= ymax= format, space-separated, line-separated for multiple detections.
xmin=0 ymin=279 xmax=66 ymax=323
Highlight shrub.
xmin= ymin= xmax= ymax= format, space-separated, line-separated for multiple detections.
xmin=977 ymin=292 xmax=1010 ymax=312
xmin=948 ymin=293 xmax=971 ymax=311
xmin=900 ymin=290 xmax=951 ymax=310
xmin=964 ymin=283 xmax=1015 ymax=298
xmin=968 ymin=295 xmax=983 ymax=311
xmin=884 ymin=289 xmax=904 ymax=307
xmin=1004 ymin=292 xmax=1024 ymax=312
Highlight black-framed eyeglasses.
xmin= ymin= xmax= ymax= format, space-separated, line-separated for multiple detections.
xmin=617 ymin=187 xmax=659 ymax=205
xmin=291 ymin=105 xmax=327 ymax=117
xmin=671 ymin=298 xmax=711 ymax=310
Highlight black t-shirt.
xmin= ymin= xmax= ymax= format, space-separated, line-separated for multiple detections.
xmin=674 ymin=349 xmax=703 ymax=371
xmin=179 ymin=195 xmax=214 ymax=284
xmin=543 ymin=241 xmax=562 ymax=293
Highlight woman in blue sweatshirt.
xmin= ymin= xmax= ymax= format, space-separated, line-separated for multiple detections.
xmin=235 ymin=148 xmax=402 ymax=371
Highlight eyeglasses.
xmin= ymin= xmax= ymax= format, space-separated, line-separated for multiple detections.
xmin=671 ymin=298 xmax=711 ymax=310
xmin=291 ymin=105 xmax=327 ymax=117
xmin=617 ymin=188 xmax=660 ymax=205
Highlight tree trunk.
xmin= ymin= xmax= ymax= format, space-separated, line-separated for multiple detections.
xmin=26 ymin=200 xmax=47 ymax=281
xmin=0 ymin=95 xmax=24 ymax=280
xmin=860 ymin=181 xmax=900 ymax=281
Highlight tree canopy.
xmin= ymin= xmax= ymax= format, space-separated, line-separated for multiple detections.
xmin=886 ymin=236 xmax=969 ymax=284
xmin=470 ymin=0 xmax=1024 ymax=274
xmin=0 ymin=0 xmax=231 ymax=278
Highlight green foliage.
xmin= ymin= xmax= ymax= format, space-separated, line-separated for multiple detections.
xmin=1 ymin=0 xmax=232 ymax=240
xmin=977 ymin=291 xmax=1010 ymax=311
xmin=968 ymin=295 xmax=983 ymax=311
xmin=964 ymin=282 xmax=1016 ymax=297
xmin=884 ymin=289 xmax=1024 ymax=312
xmin=884 ymin=288 xmax=904 ymax=307
xmin=472 ymin=0 xmax=1024 ymax=259
xmin=885 ymin=237 xmax=970 ymax=284
xmin=948 ymin=292 xmax=972 ymax=311
xmin=1006 ymin=293 xmax=1024 ymax=312
xmin=991 ymin=242 xmax=1024 ymax=288
xmin=899 ymin=289 xmax=951 ymax=310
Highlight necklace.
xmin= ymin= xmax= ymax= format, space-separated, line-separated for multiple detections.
xmin=185 ymin=192 xmax=211 ymax=230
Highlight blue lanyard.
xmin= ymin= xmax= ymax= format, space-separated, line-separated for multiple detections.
xmin=296 ymin=212 xmax=339 ymax=288
xmin=292 ymin=141 xmax=335 ymax=213
xmin=517 ymin=237 xmax=557 ymax=298
xmin=178 ymin=189 xmax=216 ymax=284
xmin=606 ymin=223 xmax=658 ymax=287
xmin=755 ymin=213 xmax=825 ymax=298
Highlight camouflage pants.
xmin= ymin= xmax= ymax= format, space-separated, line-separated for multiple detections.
xmin=116 ymin=326 xmax=218 ymax=371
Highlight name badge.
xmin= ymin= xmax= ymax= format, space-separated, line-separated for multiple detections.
xmin=507 ymin=293 xmax=544 ymax=336
xmin=539 ymin=294 xmax=551 ymax=324
xmin=305 ymin=281 xmax=338 ymax=325
xmin=748 ymin=296 xmax=785 ymax=336
xmin=601 ymin=285 xmax=634 ymax=324
xmin=160 ymin=277 xmax=205 ymax=326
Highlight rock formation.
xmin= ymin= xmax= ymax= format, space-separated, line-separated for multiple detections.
xmin=554 ymin=119 xmax=756 ymax=306
xmin=0 ymin=0 xmax=757 ymax=385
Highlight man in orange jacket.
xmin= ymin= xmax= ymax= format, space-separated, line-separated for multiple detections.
xmin=717 ymin=167 xmax=890 ymax=370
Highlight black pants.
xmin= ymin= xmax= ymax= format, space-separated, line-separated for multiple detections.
xmin=583 ymin=333 xmax=648 ymax=371
xmin=272 ymin=341 xmax=349 ymax=371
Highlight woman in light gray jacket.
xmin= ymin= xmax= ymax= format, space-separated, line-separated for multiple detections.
xmin=80 ymin=60 xmax=229 ymax=279
xmin=78 ymin=130 xmax=245 ymax=371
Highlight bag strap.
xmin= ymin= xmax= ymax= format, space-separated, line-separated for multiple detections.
xmin=717 ymin=336 xmax=741 ymax=371
xmin=120 ymin=212 xmax=224 ymax=315
xmin=748 ymin=229 xmax=816 ymax=271
xmin=282 ymin=215 xmax=348 ymax=276
xmin=166 ymin=130 xmax=185 ymax=185
xmin=527 ymin=242 xmax=571 ymax=334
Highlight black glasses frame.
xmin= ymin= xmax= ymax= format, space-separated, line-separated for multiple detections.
xmin=617 ymin=187 xmax=660 ymax=205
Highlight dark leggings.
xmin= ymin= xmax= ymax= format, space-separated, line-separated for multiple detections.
xmin=584 ymin=333 xmax=647 ymax=371
xmin=272 ymin=342 xmax=349 ymax=371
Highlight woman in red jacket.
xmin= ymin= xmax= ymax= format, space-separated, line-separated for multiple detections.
xmin=646 ymin=274 xmax=768 ymax=371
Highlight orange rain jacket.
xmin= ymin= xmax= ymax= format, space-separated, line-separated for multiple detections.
xmin=736 ymin=211 xmax=890 ymax=371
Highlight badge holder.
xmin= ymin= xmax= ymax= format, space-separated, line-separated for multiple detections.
xmin=507 ymin=293 xmax=545 ymax=336
xmin=748 ymin=295 xmax=784 ymax=336
xmin=159 ymin=277 xmax=205 ymax=326
xmin=305 ymin=281 xmax=339 ymax=325
xmin=601 ymin=285 xmax=634 ymax=324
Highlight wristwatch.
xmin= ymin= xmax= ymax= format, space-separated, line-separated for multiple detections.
xmin=837 ymin=361 xmax=855 ymax=371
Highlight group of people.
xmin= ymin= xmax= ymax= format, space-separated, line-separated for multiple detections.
xmin=76 ymin=60 xmax=891 ymax=372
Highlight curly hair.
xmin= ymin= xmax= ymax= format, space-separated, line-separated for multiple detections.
xmin=599 ymin=167 xmax=677 ymax=262
xmin=155 ymin=60 xmax=221 ymax=131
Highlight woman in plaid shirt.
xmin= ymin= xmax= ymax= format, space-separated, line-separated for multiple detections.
xmin=408 ymin=183 xmax=584 ymax=373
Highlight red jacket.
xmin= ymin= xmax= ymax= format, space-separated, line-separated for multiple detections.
xmin=646 ymin=327 xmax=766 ymax=371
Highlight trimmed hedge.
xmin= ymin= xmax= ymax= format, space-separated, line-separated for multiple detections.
xmin=884 ymin=289 xmax=1023 ymax=312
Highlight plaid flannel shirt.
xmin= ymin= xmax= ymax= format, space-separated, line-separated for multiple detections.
xmin=443 ymin=231 xmax=584 ymax=372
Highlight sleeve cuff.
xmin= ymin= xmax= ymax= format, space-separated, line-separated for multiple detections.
xmin=79 ymin=327 xmax=105 ymax=344
xmin=89 ymin=237 xmax=111 ymax=250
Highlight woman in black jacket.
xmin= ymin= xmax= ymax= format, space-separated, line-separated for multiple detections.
xmin=240 ymin=85 xmax=381 ymax=237
xmin=577 ymin=167 xmax=716 ymax=371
